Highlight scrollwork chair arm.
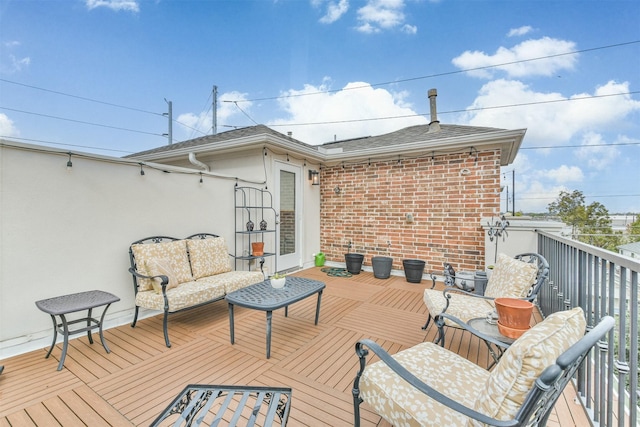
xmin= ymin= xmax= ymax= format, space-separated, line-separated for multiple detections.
xmin=354 ymin=339 xmax=518 ymax=427
xmin=128 ymin=267 xmax=169 ymax=292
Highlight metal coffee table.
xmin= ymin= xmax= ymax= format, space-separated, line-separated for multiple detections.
xmin=151 ymin=384 xmax=292 ymax=426
xmin=225 ymin=277 xmax=325 ymax=358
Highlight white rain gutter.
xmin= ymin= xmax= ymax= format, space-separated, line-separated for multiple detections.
xmin=188 ymin=152 xmax=210 ymax=172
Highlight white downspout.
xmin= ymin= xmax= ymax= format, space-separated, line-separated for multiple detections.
xmin=188 ymin=152 xmax=210 ymax=172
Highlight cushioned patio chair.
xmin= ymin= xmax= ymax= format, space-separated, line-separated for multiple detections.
xmin=353 ymin=308 xmax=614 ymax=427
xmin=423 ymin=253 xmax=549 ymax=346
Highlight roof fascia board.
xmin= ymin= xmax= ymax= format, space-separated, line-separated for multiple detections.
xmin=322 ymin=128 xmax=526 ymax=166
xmin=132 ymin=134 xmax=325 ymax=163
xmin=132 ymin=128 xmax=525 ymax=167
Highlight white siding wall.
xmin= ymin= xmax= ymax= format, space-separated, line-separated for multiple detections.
xmin=0 ymin=143 xmax=320 ymax=357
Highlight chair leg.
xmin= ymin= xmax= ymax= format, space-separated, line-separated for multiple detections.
xmin=131 ymin=306 xmax=140 ymax=327
xmin=163 ymin=311 xmax=172 ymax=348
xmin=422 ymin=314 xmax=432 ymax=330
xmin=434 ymin=315 xmax=446 ymax=347
xmin=352 ymin=391 xmax=363 ymax=427
xmin=353 ymin=342 xmax=369 ymax=427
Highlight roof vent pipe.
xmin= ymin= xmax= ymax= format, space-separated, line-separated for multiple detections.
xmin=428 ymin=88 xmax=441 ymax=132
xmin=188 ymin=152 xmax=210 ymax=172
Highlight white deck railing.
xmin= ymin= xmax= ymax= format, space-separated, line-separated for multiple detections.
xmin=537 ymin=231 xmax=639 ymax=427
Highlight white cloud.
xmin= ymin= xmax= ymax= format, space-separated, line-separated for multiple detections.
xmin=1 ymin=41 xmax=30 ymax=73
xmin=401 ymin=24 xmax=417 ymax=34
xmin=5 ymin=54 xmax=31 ymax=73
xmin=355 ymin=0 xmax=415 ymax=34
xmin=0 ymin=113 xmax=20 ymax=137
xmin=574 ymin=131 xmax=620 ymax=171
xmin=461 ymin=79 xmax=640 ymax=147
xmin=515 ymin=180 xmax=569 ymax=213
xmin=540 ymin=165 xmax=584 ymax=183
xmin=85 ymin=0 xmax=139 ymax=13
xmin=507 ymin=26 xmax=533 ymax=37
xmin=269 ymin=79 xmax=427 ymax=144
xmin=452 ymin=36 xmax=577 ymax=78
xmin=313 ymin=0 xmax=350 ymax=24
xmin=177 ymin=91 xmax=253 ymax=140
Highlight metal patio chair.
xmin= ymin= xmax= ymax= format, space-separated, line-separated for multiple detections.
xmin=353 ymin=309 xmax=614 ymax=427
xmin=423 ymin=253 xmax=549 ymax=347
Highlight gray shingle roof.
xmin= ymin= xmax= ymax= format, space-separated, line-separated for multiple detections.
xmin=319 ymin=124 xmax=505 ymax=152
xmin=125 ymin=124 xmax=309 ymax=158
xmin=126 ymin=122 xmax=512 ymax=161
xmin=618 ymin=241 xmax=640 ymax=253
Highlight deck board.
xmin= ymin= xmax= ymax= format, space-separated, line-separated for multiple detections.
xmin=0 ymin=267 xmax=589 ymax=426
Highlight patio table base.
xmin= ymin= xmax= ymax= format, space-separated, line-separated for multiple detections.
xmin=151 ymin=384 xmax=292 ymax=426
xmin=35 ymin=290 xmax=120 ymax=371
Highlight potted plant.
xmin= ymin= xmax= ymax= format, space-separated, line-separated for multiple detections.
xmin=270 ymin=272 xmax=286 ymax=289
xmin=345 ymin=253 xmax=364 ymax=274
xmin=402 ymin=259 xmax=425 ymax=283
xmin=372 ymin=256 xmax=393 ymax=279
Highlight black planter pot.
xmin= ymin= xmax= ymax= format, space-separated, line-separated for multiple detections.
xmin=372 ymin=256 xmax=393 ymax=279
xmin=403 ymin=259 xmax=425 ymax=283
xmin=345 ymin=253 xmax=365 ymax=274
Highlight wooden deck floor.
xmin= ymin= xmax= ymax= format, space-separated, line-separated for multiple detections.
xmin=0 ymin=268 xmax=590 ymax=426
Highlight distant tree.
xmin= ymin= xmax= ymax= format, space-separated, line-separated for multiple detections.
xmin=548 ymin=190 xmax=622 ymax=251
xmin=627 ymin=215 xmax=640 ymax=243
xmin=548 ymin=190 xmax=588 ymax=239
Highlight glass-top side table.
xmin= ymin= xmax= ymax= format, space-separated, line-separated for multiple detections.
xmin=467 ymin=318 xmax=516 ymax=345
xmin=467 ymin=317 xmax=515 ymax=368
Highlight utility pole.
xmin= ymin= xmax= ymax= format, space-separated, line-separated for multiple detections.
xmin=512 ymin=169 xmax=515 ymax=216
xmin=212 ymin=85 xmax=218 ymax=135
xmin=163 ymin=98 xmax=173 ymax=145
xmin=506 ymin=186 xmax=510 ymax=213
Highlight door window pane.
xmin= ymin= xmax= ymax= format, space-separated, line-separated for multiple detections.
xmin=279 ymin=170 xmax=296 ymax=256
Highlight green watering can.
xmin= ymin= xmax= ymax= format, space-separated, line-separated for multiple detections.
xmin=314 ymin=252 xmax=326 ymax=267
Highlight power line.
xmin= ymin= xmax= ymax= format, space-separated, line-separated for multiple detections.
xmin=223 ymin=40 xmax=640 ymax=103
xmin=0 ymin=106 xmax=165 ymax=137
xmin=188 ymin=91 xmax=214 ymax=140
xmin=266 ymin=90 xmax=638 ymax=128
xmin=227 ymin=101 xmax=259 ymax=125
xmin=0 ymin=135 xmax=136 ymax=154
xmin=516 ymin=194 xmax=640 ymax=200
xmin=0 ymin=78 xmax=164 ymax=116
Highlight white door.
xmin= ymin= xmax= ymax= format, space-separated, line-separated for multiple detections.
xmin=275 ymin=161 xmax=302 ymax=272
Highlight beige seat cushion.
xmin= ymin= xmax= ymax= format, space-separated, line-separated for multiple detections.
xmin=131 ymin=240 xmax=193 ymax=291
xmin=361 ymin=341 xmax=490 ymax=427
xmin=484 ymin=253 xmax=538 ymax=299
xmin=469 ymin=307 xmax=586 ymax=426
xmin=146 ymin=257 xmax=179 ymax=294
xmin=196 ymin=270 xmax=264 ymax=294
xmin=135 ymin=280 xmax=227 ymax=312
xmin=423 ymin=289 xmax=495 ymax=326
xmin=187 ymin=237 xmax=232 ymax=279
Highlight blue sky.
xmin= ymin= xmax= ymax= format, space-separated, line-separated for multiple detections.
xmin=1 ymin=0 xmax=639 ymax=213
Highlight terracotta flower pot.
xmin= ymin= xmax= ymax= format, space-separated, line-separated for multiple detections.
xmin=495 ymin=298 xmax=534 ymax=338
xmin=251 ymin=242 xmax=264 ymax=256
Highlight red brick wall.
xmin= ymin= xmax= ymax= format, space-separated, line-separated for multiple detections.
xmin=319 ymin=150 xmax=501 ymax=273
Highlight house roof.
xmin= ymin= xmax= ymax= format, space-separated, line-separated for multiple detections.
xmin=618 ymin=241 xmax=640 ymax=254
xmin=125 ymin=124 xmax=309 ymax=158
xmin=127 ymin=123 xmax=526 ymax=166
xmin=321 ymin=124 xmax=505 ymax=152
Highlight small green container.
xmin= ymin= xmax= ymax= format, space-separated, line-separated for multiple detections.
xmin=314 ymin=252 xmax=326 ymax=267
